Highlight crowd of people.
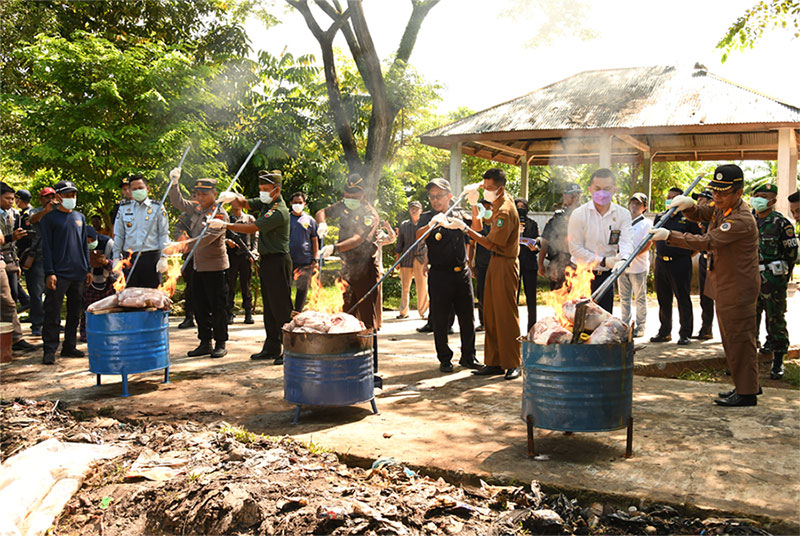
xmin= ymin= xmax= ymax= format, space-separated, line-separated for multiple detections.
xmin=2 ymin=164 xmax=798 ymax=406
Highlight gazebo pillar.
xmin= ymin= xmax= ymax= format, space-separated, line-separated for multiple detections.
xmin=520 ymin=154 xmax=529 ymax=199
xmin=449 ymin=142 xmax=462 ymax=193
xmin=643 ymin=151 xmax=652 ymax=211
xmin=776 ymin=128 xmax=797 ymax=217
xmin=599 ymin=135 xmax=612 ymax=168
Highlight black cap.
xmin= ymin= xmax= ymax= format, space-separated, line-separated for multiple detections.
xmin=789 ymin=191 xmax=799 ymax=203
xmin=119 ymin=177 xmax=130 ymax=188
xmin=0 ymin=182 xmax=14 ymax=195
xmin=86 ymin=226 xmax=98 ymax=239
xmin=54 ymin=180 xmax=78 ymax=194
xmin=344 ymin=173 xmax=365 ymax=194
xmin=425 ymin=178 xmax=451 ymax=193
xmin=193 ymin=178 xmax=218 ymax=191
xmin=408 ymin=200 xmax=422 ymax=209
xmin=15 ymin=189 xmax=31 ymax=202
xmin=258 ymin=169 xmax=282 ymax=185
xmin=707 ymin=164 xmax=744 ymax=191
xmin=562 ymin=182 xmax=581 ymax=195
xmin=691 ymin=189 xmax=713 ymax=200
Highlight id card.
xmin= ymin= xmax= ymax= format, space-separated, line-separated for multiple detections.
xmin=608 ymin=229 xmax=620 ymax=245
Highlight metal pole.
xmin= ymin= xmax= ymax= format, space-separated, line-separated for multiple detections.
xmin=346 ymin=189 xmax=470 ymax=315
xmin=124 ymin=144 xmax=191 ymax=289
xmin=591 ymin=173 xmax=706 ymax=303
xmin=181 ymin=140 xmax=262 ymax=270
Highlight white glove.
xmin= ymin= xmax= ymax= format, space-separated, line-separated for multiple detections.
xmin=207 ymin=218 xmax=227 ymax=230
xmin=156 ymin=256 xmax=169 ymax=273
xmin=648 ymin=228 xmax=670 ymax=241
xmin=320 ymin=244 xmax=334 ymax=259
xmin=612 ymin=259 xmax=627 ymax=273
xmin=317 ymin=221 xmax=329 ymax=240
xmin=443 ymin=218 xmax=467 ymax=231
xmin=463 ymin=182 xmax=481 ymax=206
xmin=670 ymin=195 xmax=695 ymax=211
xmin=217 ymin=191 xmax=238 ymax=204
xmin=431 ymin=213 xmax=449 ymax=227
xmin=169 ymin=167 xmax=181 ymax=186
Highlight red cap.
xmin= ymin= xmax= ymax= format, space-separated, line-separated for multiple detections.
xmin=39 ymin=187 xmax=56 ymax=196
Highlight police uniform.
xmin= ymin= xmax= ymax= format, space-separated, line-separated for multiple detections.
xmin=753 ymin=184 xmax=798 ymax=378
xmin=652 ymin=206 xmax=702 ymax=343
xmin=417 ymin=180 xmax=476 ymax=368
xmin=667 ymin=165 xmax=760 ymax=403
xmin=112 ymin=196 xmax=169 ymax=289
xmin=109 ymin=177 xmax=130 ymax=231
xmin=691 ymin=189 xmax=715 ymax=339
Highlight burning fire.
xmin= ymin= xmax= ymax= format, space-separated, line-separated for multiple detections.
xmin=301 ymin=267 xmax=349 ymax=314
xmin=544 ymin=262 xmax=595 ymax=327
xmin=111 ymin=252 xmax=133 ymax=292
xmin=157 ymin=256 xmax=183 ymax=298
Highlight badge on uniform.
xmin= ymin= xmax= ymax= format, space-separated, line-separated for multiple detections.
xmin=435 ymin=232 xmax=442 ymax=241
xmin=126 ymin=222 xmax=132 ymax=228
xmin=364 ymin=217 xmax=373 ymax=226
xmin=496 ymin=218 xmax=504 ymax=228
xmin=720 ymin=222 xmax=731 ymax=232
xmin=608 ymin=229 xmax=620 ymax=245
xmin=147 ymin=207 xmax=153 ymax=214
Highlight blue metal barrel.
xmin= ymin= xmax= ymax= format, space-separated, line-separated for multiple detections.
xmin=284 ymin=349 xmax=374 ymax=407
xmin=87 ymin=309 xmax=170 ymax=397
xmin=521 ymin=341 xmax=633 ymax=432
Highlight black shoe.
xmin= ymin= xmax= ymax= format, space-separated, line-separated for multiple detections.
xmin=475 ymin=324 xmax=484 ymax=332
xmin=227 ymin=314 xmax=235 ymax=325
xmin=718 ymin=387 xmax=762 ymax=398
xmin=396 ymin=313 xmax=409 ymax=319
xmin=188 ymin=342 xmax=212 ymax=357
xmin=758 ymin=345 xmax=773 ymax=355
xmin=251 ymin=350 xmax=279 ymax=360
xmin=650 ymin=334 xmax=671 ymax=343
xmin=439 ymin=362 xmax=454 ymax=373
xmin=447 ymin=328 xmax=455 ymax=335
xmin=211 ymin=342 xmax=227 ymax=358
xmin=472 ymin=365 xmax=504 ymax=376
xmin=273 ymin=356 xmax=284 ymax=365
xmin=12 ymin=340 xmax=38 ymax=352
xmin=244 ymin=313 xmax=254 ymax=324
xmin=693 ymin=331 xmax=713 ymax=340
xmin=771 ymin=354 xmax=785 ymax=379
xmin=42 ymin=353 xmax=55 ymax=365
xmin=677 ymin=337 xmax=690 ymax=345
xmin=504 ymin=368 xmax=521 ymax=380
xmin=714 ymin=393 xmax=757 ymax=406
xmin=458 ymin=358 xmax=482 ymax=370
xmin=31 ymin=327 xmax=42 ymax=336
xmin=178 ymin=318 xmax=195 ymax=329
xmin=60 ymin=346 xmax=84 ymax=358
xmin=416 ymin=323 xmax=433 ymax=333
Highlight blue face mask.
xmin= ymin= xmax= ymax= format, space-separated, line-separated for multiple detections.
xmin=477 ymin=206 xmax=493 ymax=220
xmin=664 ymin=198 xmax=672 ymax=208
xmin=750 ymin=197 xmax=770 ymax=212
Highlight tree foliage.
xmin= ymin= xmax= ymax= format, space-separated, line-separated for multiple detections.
xmin=717 ymin=0 xmax=800 ymax=62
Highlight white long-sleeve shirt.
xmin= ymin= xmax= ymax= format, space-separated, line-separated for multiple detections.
xmin=626 ymin=215 xmax=653 ymax=274
xmin=567 ymin=200 xmax=633 ymax=270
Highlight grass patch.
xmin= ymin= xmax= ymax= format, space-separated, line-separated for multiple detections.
xmin=677 ymin=369 xmax=716 ymax=382
xmin=784 ymin=362 xmax=800 ymax=388
xmin=220 ymin=425 xmax=259 ymax=444
xmin=302 ymin=437 xmax=330 ymax=455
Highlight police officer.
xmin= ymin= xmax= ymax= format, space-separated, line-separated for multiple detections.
xmin=112 ymin=174 xmax=170 ymax=288
xmin=650 ymin=164 xmax=760 ymax=406
xmin=109 ymin=177 xmax=132 ymax=230
xmin=538 ymin=183 xmax=581 ymax=289
xmin=315 ymin=174 xmax=381 ymax=331
xmin=690 ymin=189 xmax=715 ymax=340
xmin=751 ymin=184 xmax=797 ymax=379
xmin=516 ymin=197 xmax=539 ymax=332
xmin=415 ymin=178 xmax=479 ymax=372
xmin=651 ymin=187 xmax=702 ymax=345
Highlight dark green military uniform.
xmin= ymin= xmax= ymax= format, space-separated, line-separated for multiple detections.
xmin=754 ymin=189 xmax=798 ymax=370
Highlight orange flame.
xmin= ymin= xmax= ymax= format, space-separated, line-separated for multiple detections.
xmin=543 ymin=262 xmax=595 ymax=327
xmin=304 ymin=267 xmax=348 ymax=314
xmin=111 ymin=252 xmax=133 ymax=293
xmin=157 ymin=256 xmax=182 ymax=297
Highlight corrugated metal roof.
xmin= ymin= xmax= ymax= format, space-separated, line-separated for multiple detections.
xmin=422 ymin=66 xmax=800 ymax=139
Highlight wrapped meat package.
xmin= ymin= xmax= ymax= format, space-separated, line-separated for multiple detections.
xmin=561 ymin=299 xmax=611 ymax=331
xmin=87 ymin=294 xmax=119 ymax=313
xmin=529 ymin=316 xmax=573 ymax=345
xmin=587 ymin=316 xmax=630 ymax=344
xmin=117 ymin=287 xmax=172 ymax=310
xmin=284 ymin=311 xmax=366 ymax=334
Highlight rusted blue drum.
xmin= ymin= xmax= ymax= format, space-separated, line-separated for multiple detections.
xmin=87 ymin=310 xmax=170 ymax=397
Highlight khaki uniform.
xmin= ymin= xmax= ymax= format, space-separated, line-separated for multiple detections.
xmin=483 ymin=193 xmax=521 ymax=369
xmin=668 ymin=199 xmax=760 ymax=395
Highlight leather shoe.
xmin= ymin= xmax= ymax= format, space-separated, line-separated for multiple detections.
xmin=718 ymin=387 xmax=762 ymax=398
xmin=692 ymin=332 xmax=713 ymax=340
xmin=251 ymin=351 xmax=276 ymax=360
xmin=211 ymin=343 xmax=227 ymax=358
xmin=42 ymin=353 xmax=55 ymax=365
xmin=458 ymin=358 xmax=482 ymax=370
xmin=472 ymin=365 xmax=504 ymax=376
xmin=188 ymin=342 xmax=212 ymax=357
xmin=504 ymin=368 xmax=521 ymax=380
xmin=60 ymin=346 xmax=84 ymax=358
xmin=244 ymin=313 xmax=254 ymax=324
xmin=227 ymin=314 xmax=235 ymax=325
xmin=770 ymin=363 xmax=785 ymax=380
xmin=416 ymin=323 xmax=433 ymax=333
xmin=273 ymin=356 xmax=284 ymax=365
xmin=650 ymin=334 xmax=671 ymax=343
xmin=677 ymin=337 xmax=690 ymax=345
xmin=12 ymin=340 xmax=38 ymax=352
xmin=475 ymin=324 xmax=484 ymax=332
xmin=178 ymin=318 xmax=195 ymax=329
xmin=714 ymin=393 xmax=757 ymax=406
xmin=439 ymin=362 xmax=454 ymax=373
xmin=758 ymin=346 xmax=773 ymax=355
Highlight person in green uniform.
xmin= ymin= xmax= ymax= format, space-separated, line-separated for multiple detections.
xmin=750 ymin=184 xmax=798 ymax=379
xmin=217 ymin=170 xmax=291 ymax=364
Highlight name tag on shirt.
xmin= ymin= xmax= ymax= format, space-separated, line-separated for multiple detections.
xmin=608 ymin=229 xmax=620 ymax=245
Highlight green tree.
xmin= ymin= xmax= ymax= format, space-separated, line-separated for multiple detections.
xmin=717 ymin=0 xmax=800 ymax=62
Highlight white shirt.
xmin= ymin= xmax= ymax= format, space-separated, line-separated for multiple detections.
xmin=567 ymin=200 xmax=633 ymax=270
xmin=626 ymin=214 xmax=652 ymax=274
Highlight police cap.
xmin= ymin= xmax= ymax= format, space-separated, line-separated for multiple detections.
xmin=119 ymin=177 xmax=130 ymax=188
xmin=562 ymin=182 xmax=581 ymax=195
xmin=15 ymin=189 xmax=31 ymax=202
xmin=408 ymin=200 xmax=422 ymax=210
xmin=193 ymin=178 xmax=218 ymax=191
xmin=691 ymin=189 xmax=713 ymax=200
xmin=425 ymin=178 xmax=451 ymax=193
xmin=344 ymin=173 xmax=365 ymax=194
xmin=707 ymin=164 xmax=744 ymax=191
xmin=54 ymin=180 xmax=78 ymax=194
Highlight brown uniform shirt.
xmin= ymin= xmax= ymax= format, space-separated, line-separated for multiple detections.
xmin=169 ymin=185 xmax=229 ymax=273
xmin=485 ymin=193 xmax=521 ymax=258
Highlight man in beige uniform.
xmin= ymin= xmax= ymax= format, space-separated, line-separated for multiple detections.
xmin=649 ymin=164 xmax=760 ymax=406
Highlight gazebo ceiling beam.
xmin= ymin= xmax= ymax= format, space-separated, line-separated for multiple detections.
xmin=616 ymin=134 xmax=650 ymax=152
xmin=474 ymin=140 xmax=526 ymax=156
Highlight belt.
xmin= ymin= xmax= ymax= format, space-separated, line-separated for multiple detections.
xmin=431 ymin=264 xmax=466 ymax=273
xmin=490 ymin=252 xmax=515 ymax=258
xmin=660 ymin=256 xmax=673 ymax=262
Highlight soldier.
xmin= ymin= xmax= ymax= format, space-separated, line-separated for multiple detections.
xmin=538 ymin=183 xmax=581 ymax=289
xmin=460 ymin=168 xmax=522 ymax=380
xmin=650 ymin=164 xmax=760 ymax=406
xmin=169 ymin=170 xmax=231 ymax=359
xmin=651 ymin=187 xmax=702 ymax=345
xmin=225 ymin=199 xmax=257 ymax=324
xmin=315 ymin=174 xmax=382 ymax=331
xmin=112 ymin=174 xmax=170 ymax=288
xmin=415 ymin=178 xmax=479 ymax=372
xmin=751 ymin=184 xmax=797 ymax=379
xmin=690 ymin=189 xmax=715 ymax=340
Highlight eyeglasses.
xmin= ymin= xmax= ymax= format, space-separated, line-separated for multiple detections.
xmin=428 ymin=193 xmax=448 ymax=201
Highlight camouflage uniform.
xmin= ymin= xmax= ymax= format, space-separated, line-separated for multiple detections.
xmin=755 ymin=208 xmax=798 ymax=372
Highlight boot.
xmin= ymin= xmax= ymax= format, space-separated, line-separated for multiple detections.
xmin=178 ymin=314 xmax=195 ymax=329
xmin=187 ymin=341 xmax=212 ymax=357
xmin=227 ymin=313 xmax=235 ymax=325
xmin=244 ymin=310 xmax=254 ymax=324
xmin=758 ymin=341 xmax=773 ymax=355
xmin=211 ymin=342 xmax=227 ymax=358
xmin=770 ymin=353 xmax=785 ymax=380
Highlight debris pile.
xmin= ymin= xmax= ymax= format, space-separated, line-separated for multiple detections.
xmin=0 ymin=399 xmax=775 ymax=535
xmin=284 ymin=310 xmax=366 ymax=334
xmin=87 ymin=287 xmax=171 ymax=313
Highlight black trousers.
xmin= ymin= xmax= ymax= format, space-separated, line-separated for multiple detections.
xmin=193 ymin=270 xmax=228 ymax=344
xmin=654 ymin=256 xmax=694 ymax=338
xmin=226 ymin=253 xmax=253 ymax=316
xmin=293 ymin=262 xmax=313 ymax=312
xmin=428 ymin=267 xmax=475 ymax=364
xmin=519 ymin=269 xmax=538 ymax=332
xmin=475 ymin=263 xmax=488 ymax=325
xmin=260 ymin=253 xmax=293 ymax=356
xmin=181 ymin=258 xmax=194 ymax=321
xmin=125 ymin=250 xmax=161 ymax=289
xmin=591 ymin=270 xmax=614 ymax=313
xmin=698 ymin=254 xmax=714 ymax=334
xmin=43 ymin=276 xmax=83 ymax=355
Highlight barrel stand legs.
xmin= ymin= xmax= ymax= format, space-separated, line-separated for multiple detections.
xmin=373 ymin=334 xmax=383 ymax=389
xmin=526 ymin=415 xmax=536 ymax=458
xmin=164 ymin=366 xmax=170 ymax=383
xmin=121 ymin=374 xmax=129 ymax=398
xmin=624 ymin=416 xmax=634 ymax=458
xmin=292 ymin=406 xmax=301 ymax=425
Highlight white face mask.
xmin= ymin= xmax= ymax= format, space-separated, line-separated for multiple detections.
xmin=61 ymin=197 xmax=77 ymax=210
xmin=291 ymin=203 xmax=304 ymax=214
xmin=259 ymin=191 xmax=273 ymax=204
xmin=483 ymin=189 xmax=499 ymax=203
xmin=88 ymin=240 xmax=99 ymax=250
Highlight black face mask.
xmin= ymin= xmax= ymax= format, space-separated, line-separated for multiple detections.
xmin=517 ymin=207 xmax=528 ymax=220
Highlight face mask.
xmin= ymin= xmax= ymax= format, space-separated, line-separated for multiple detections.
xmin=88 ymin=240 xmax=99 ymax=250
xmin=132 ymin=188 xmax=147 ymax=202
xmin=664 ymin=198 xmax=672 ymax=207
xmin=483 ymin=189 xmax=499 ymax=203
xmin=291 ymin=203 xmax=304 ymax=214
xmin=477 ymin=206 xmax=493 ymax=220
xmin=61 ymin=197 xmax=76 ymax=210
xmin=259 ymin=191 xmax=273 ymax=204
xmin=592 ymin=190 xmax=612 ymax=206
xmin=517 ymin=207 xmax=528 ymax=220
xmin=750 ymin=197 xmax=770 ymax=212
xmin=344 ymin=198 xmax=361 ymax=210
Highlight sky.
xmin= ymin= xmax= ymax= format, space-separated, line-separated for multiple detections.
xmin=244 ymin=0 xmax=800 ymax=115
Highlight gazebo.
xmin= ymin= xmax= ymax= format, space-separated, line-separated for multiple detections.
xmin=420 ymin=65 xmax=800 ymax=215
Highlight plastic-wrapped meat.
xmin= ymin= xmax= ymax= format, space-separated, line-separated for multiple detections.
xmin=529 ymin=316 xmax=573 ymax=345
xmin=117 ymin=287 xmax=172 ymax=310
xmin=327 ymin=313 xmax=366 ymax=334
xmin=87 ymin=294 xmax=119 ymax=313
xmin=561 ymin=299 xmax=611 ymax=331
xmin=284 ymin=311 xmax=365 ymax=334
xmin=587 ymin=316 xmax=630 ymax=344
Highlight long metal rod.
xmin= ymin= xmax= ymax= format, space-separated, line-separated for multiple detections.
xmin=591 ymin=173 xmax=706 ymax=303
xmin=181 ymin=140 xmax=262 ymax=269
xmin=124 ymin=144 xmax=191 ymax=289
xmin=347 ymin=189 xmax=470 ymax=315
